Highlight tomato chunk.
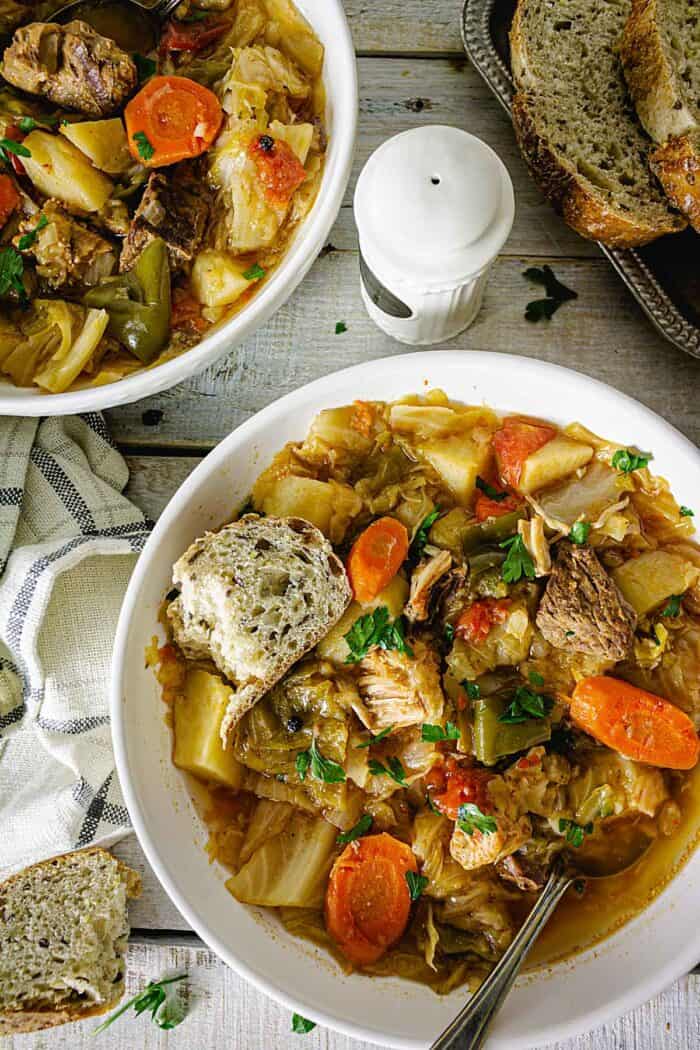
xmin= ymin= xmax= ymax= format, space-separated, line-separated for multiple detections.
xmin=474 ymin=479 xmax=521 ymax=522
xmin=249 ymin=133 xmax=307 ymax=204
xmin=160 ymin=17 xmax=230 ymax=54
xmin=0 ymin=174 xmax=20 ymax=229
xmin=493 ymin=417 xmax=556 ymax=489
xmin=455 ymin=598 xmax=511 ymax=645
xmin=425 ymin=757 xmax=492 ymax=820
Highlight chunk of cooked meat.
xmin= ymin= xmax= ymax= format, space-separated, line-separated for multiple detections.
xmin=15 ymin=200 xmax=116 ymax=291
xmin=450 ymin=812 xmax=532 ymax=873
xmin=405 ymin=549 xmax=452 ymax=622
xmin=3 ymin=21 xmax=137 ymax=117
xmin=536 ymin=541 xmax=637 ymax=660
xmin=497 ymin=851 xmax=548 ymax=892
xmin=356 ymin=638 xmax=444 ymax=731
xmin=120 ymin=167 xmax=211 ymax=275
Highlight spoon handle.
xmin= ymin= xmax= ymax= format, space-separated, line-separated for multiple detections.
xmin=150 ymin=0 xmax=182 ymax=17
xmin=430 ymin=864 xmax=574 ymax=1050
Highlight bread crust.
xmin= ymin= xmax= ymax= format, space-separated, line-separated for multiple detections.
xmin=651 ymin=134 xmax=700 ymax=231
xmin=511 ymin=92 xmax=684 ymax=247
xmin=0 ymin=848 xmax=141 ymax=1036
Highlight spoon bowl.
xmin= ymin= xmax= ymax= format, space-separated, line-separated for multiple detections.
xmin=51 ymin=0 xmax=179 ymax=52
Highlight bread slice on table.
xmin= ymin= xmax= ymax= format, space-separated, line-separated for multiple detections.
xmin=621 ymin=0 xmax=700 ymax=230
xmin=0 ymin=848 xmax=141 ymax=1035
xmin=168 ymin=515 xmax=352 ymax=746
xmin=510 ymin=0 xmax=686 ymax=246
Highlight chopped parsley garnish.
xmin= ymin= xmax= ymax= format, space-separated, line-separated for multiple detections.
xmin=421 ymin=722 xmax=460 ymax=742
xmin=133 ymin=130 xmax=155 ymax=161
xmin=410 ymin=506 xmax=441 ymax=562
xmin=243 ymin=262 xmax=266 ymax=281
xmin=457 ymin=802 xmax=497 ymax=836
xmin=680 ymin=506 xmax=694 ymax=518
xmin=337 ymin=814 xmax=373 ymax=845
xmin=528 ymin=670 xmax=545 ymax=687
xmin=296 ymin=739 xmax=346 ymax=784
xmin=476 ymin=476 xmax=507 ymax=501
xmin=559 ymin=818 xmax=593 ymax=848
xmin=93 ymin=974 xmax=187 ymax=1034
xmin=182 ymin=8 xmax=209 ymax=20
xmin=499 ymin=685 xmax=554 ymax=724
xmin=17 ymin=116 xmax=38 ymax=132
xmin=569 ymin=520 xmax=591 ymax=545
xmin=444 ymin=623 xmax=455 ymax=645
xmin=368 ymin=755 xmax=408 ymax=787
xmin=291 ymin=1013 xmax=316 ymax=1034
xmin=344 ymin=606 xmax=414 ymax=663
xmin=499 ymin=534 xmax=535 ymax=583
xmin=405 ymin=871 xmax=429 ymax=901
xmin=463 ymin=679 xmax=481 ymax=700
xmin=134 ymin=53 xmax=157 ymax=82
xmin=0 ymin=137 xmax=30 ymax=165
xmin=355 ymin=724 xmax=395 ymax=749
xmin=565 ymin=629 xmax=575 ymax=638
xmin=335 ymin=321 xmax=347 ymax=334
xmin=523 ymin=264 xmax=578 ymax=323
xmin=17 ymin=213 xmax=47 ymax=251
xmin=612 ymin=448 xmax=652 ymax=474
xmin=661 ymin=594 xmax=683 ymax=618
xmin=0 ymin=247 xmax=25 ymax=297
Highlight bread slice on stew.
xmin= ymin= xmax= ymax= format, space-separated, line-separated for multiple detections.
xmin=168 ymin=515 xmax=352 ymax=746
xmin=0 ymin=848 xmax=141 ymax=1035
xmin=621 ymin=0 xmax=700 ymax=231
xmin=510 ymin=0 xmax=686 ymax=246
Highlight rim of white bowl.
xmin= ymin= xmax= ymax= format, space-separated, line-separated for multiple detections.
xmin=0 ymin=0 xmax=358 ymax=417
xmin=112 ymin=350 xmax=700 ymax=1049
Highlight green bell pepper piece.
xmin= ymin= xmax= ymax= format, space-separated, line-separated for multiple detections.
xmin=84 ymin=238 xmax=171 ymax=364
xmin=462 ymin=509 xmax=527 ymax=553
xmin=472 ymin=694 xmax=551 ymax=765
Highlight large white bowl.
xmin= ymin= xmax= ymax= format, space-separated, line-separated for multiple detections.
xmin=1 ymin=0 xmax=357 ymax=417
xmin=112 ymin=352 xmax=700 ymax=1049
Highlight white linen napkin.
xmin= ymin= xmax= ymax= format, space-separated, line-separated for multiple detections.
xmin=0 ymin=414 xmax=151 ymax=879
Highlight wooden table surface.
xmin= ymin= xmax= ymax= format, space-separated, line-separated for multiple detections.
xmin=10 ymin=2 xmax=700 ymax=1047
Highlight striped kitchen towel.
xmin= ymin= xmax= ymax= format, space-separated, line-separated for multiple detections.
xmin=0 ymin=414 xmax=151 ymax=879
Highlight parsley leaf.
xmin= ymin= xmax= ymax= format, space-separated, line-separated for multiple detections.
xmin=295 ymin=750 xmax=310 ymax=781
xmin=17 ymin=213 xmax=47 ymax=251
xmin=559 ymin=818 xmax=593 ymax=848
xmin=680 ymin=506 xmax=694 ymax=518
xmin=17 ymin=116 xmax=38 ymax=133
xmin=243 ymin=262 xmax=266 ymax=281
xmin=134 ymin=52 xmax=157 ymax=83
xmin=661 ymin=594 xmax=682 ymax=618
xmin=344 ymin=607 xmax=413 ymax=663
xmin=297 ymin=739 xmax=346 ymax=784
xmin=499 ymin=534 xmax=535 ymax=583
xmin=565 ymin=629 xmax=575 ymax=638
xmin=337 ymin=814 xmax=373 ymax=845
xmin=335 ymin=321 xmax=347 ymax=334
xmin=369 ymin=755 xmax=408 ymax=787
xmin=523 ymin=265 xmax=578 ymax=323
xmin=0 ymin=137 xmax=30 ymax=165
xmin=0 ymin=247 xmax=25 ymax=297
xmin=612 ymin=448 xmax=652 ymax=474
xmin=476 ymin=476 xmax=507 ymax=501
xmin=444 ymin=623 xmax=455 ymax=645
xmin=405 ymin=871 xmax=429 ymax=901
xmin=355 ymin=724 xmax=394 ymax=749
xmin=528 ymin=670 xmax=545 ymax=687
xmin=410 ymin=506 xmax=441 ymax=562
xmin=463 ymin=679 xmax=481 ymax=700
xmin=457 ymin=802 xmax=497 ymax=836
xmin=499 ymin=685 xmax=554 ymax=724
xmin=133 ymin=130 xmax=154 ymax=161
xmin=292 ymin=1013 xmax=316 ymax=1034
xmin=93 ymin=974 xmax=187 ymax=1034
xmin=569 ymin=520 xmax=591 ymax=545
xmin=421 ymin=722 xmax=460 ymax=742
xmin=525 ymin=297 xmax=561 ymax=322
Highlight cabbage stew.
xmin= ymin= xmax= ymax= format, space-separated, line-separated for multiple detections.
xmin=0 ymin=0 xmax=326 ymax=393
xmin=153 ymin=392 xmax=700 ymax=992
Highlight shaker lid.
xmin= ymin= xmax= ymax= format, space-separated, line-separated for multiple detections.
xmin=354 ymin=125 xmax=515 ymax=290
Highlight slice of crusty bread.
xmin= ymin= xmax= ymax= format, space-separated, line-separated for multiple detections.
xmin=621 ymin=0 xmax=700 ymax=230
xmin=168 ymin=515 xmax=352 ymax=745
xmin=510 ymin=0 xmax=686 ymax=246
xmin=0 ymin=848 xmax=141 ymax=1035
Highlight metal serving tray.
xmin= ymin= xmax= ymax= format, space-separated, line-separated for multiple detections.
xmin=461 ymin=0 xmax=700 ymax=360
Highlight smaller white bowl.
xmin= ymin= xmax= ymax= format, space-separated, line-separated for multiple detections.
xmin=0 ymin=0 xmax=357 ymax=416
xmin=112 ymin=352 xmax=700 ymax=1049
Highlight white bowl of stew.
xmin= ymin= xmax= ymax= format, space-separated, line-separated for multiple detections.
xmin=112 ymin=351 xmax=700 ymax=1049
xmin=0 ymin=0 xmax=357 ymax=415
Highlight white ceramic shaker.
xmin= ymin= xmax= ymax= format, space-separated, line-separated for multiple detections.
xmin=354 ymin=125 xmax=515 ymax=345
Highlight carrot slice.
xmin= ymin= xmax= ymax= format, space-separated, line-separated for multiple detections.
xmin=570 ymin=676 xmax=700 ymax=771
xmin=325 ymin=833 xmax=417 ymax=966
xmin=346 ymin=517 xmax=409 ymax=603
xmin=0 ymin=174 xmax=20 ymax=229
xmin=125 ymin=75 xmax=223 ymax=167
xmin=493 ymin=417 xmax=557 ymax=489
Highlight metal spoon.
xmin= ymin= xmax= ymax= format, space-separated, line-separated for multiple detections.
xmin=51 ymin=0 xmax=181 ymax=52
xmin=430 ymin=822 xmax=654 ymax=1050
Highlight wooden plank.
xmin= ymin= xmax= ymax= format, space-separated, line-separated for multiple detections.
xmin=107 ymin=249 xmax=699 ymax=452
xmin=6 ymin=939 xmax=698 ymax=1049
xmin=112 ymin=835 xmax=190 ymax=933
xmin=345 ymin=0 xmax=463 ymax=56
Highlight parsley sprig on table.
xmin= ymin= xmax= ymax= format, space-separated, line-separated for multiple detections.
xmin=344 ymin=606 xmax=414 ymax=663
xmin=93 ymin=974 xmax=187 ymax=1034
xmin=292 ymin=1013 xmax=317 ymax=1034
xmin=523 ymin=264 xmax=578 ymax=322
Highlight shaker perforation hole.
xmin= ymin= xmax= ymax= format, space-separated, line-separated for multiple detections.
xmin=430 ymin=175 xmax=441 ymax=185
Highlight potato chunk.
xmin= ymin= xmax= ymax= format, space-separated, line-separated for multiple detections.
xmin=317 ymin=576 xmax=409 ymax=664
xmin=254 ymin=475 xmax=361 ymax=544
xmin=612 ymin=551 xmax=700 ymax=615
xmin=417 ymin=432 xmax=492 ymax=503
xmin=22 ymin=130 xmax=113 ymax=212
xmin=192 ymin=249 xmax=261 ymax=309
xmin=518 ymin=435 xmax=593 ymax=494
xmin=60 ymin=117 xmax=131 ymax=174
xmin=173 ymin=669 xmax=244 ymax=789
